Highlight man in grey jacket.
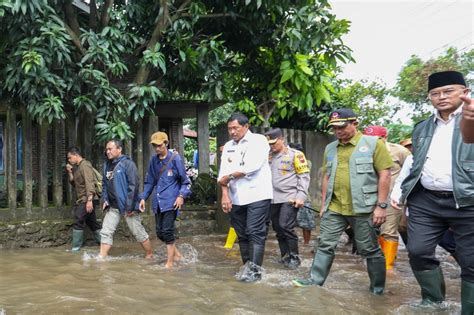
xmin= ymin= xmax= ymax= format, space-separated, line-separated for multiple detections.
xmin=399 ymin=71 xmax=474 ymax=313
xmin=265 ymin=128 xmax=310 ymax=269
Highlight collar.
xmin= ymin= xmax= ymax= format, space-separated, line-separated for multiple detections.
xmin=338 ymin=131 xmax=362 ymax=146
xmin=233 ymin=130 xmax=252 ymax=145
xmin=433 ymin=105 xmax=462 ymax=123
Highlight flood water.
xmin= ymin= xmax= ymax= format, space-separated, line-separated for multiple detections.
xmin=0 ymin=233 xmax=462 ymax=314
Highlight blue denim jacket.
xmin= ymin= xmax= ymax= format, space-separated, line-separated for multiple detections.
xmin=140 ymin=151 xmax=191 ymax=213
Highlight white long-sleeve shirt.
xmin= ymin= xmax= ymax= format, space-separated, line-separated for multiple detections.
xmin=390 ymin=154 xmax=413 ymax=204
xmin=218 ymin=130 xmax=273 ymax=205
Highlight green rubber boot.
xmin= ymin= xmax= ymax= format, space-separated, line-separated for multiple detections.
xmin=93 ymin=229 xmax=101 ymax=245
xmin=461 ymin=280 xmax=474 ymax=315
xmin=292 ymin=251 xmax=334 ymax=287
xmin=412 ymin=267 xmax=446 ymax=306
xmin=367 ymin=257 xmax=386 ymax=295
xmin=71 ymin=229 xmax=84 ymax=252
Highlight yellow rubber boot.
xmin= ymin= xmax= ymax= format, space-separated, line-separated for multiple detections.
xmin=224 ymin=227 xmax=238 ymax=249
xmin=378 ymin=236 xmax=385 ymax=252
xmin=383 ymin=240 xmax=399 ymax=270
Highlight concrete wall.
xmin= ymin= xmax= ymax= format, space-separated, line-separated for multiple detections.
xmin=0 ymin=206 xmax=216 ymax=249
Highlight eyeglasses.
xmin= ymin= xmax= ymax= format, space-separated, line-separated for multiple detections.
xmin=428 ymin=88 xmax=464 ymax=99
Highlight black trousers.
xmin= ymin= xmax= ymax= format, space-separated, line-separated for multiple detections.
xmin=73 ymin=201 xmax=101 ymax=231
xmin=155 ymin=210 xmax=177 ymax=244
xmin=270 ymin=203 xmax=298 ymax=242
xmin=407 ymin=188 xmax=474 ymax=282
xmin=231 ymin=199 xmax=271 ymax=247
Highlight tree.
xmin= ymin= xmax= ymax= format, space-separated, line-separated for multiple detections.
xmin=330 ymin=79 xmax=392 ymax=130
xmin=231 ymin=1 xmax=354 ymax=127
xmin=0 ymin=0 xmax=353 ymax=141
xmin=393 ymin=47 xmax=474 ymax=121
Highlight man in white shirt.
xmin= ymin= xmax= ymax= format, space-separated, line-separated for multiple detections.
xmin=218 ymin=112 xmax=273 ymax=282
xmin=399 ymin=71 xmax=474 ymax=313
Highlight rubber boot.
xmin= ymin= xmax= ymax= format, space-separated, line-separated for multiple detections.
xmin=461 ymin=280 xmax=474 ymax=315
xmin=71 ymin=229 xmax=84 ymax=252
xmin=383 ymin=240 xmax=398 ymax=270
xmin=277 ymin=239 xmax=290 ymax=265
xmin=93 ymin=229 xmax=101 ymax=245
xmin=412 ymin=267 xmax=446 ymax=306
xmin=378 ymin=235 xmax=385 ymax=251
xmin=292 ymin=250 xmax=334 ymax=287
xmin=367 ymin=257 xmax=386 ymax=295
xmin=241 ymin=243 xmax=265 ymax=282
xmin=224 ymin=227 xmax=237 ymax=249
xmin=238 ymin=241 xmax=250 ymax=264
xmin=287 ymin=239 xmax=301 ymax=270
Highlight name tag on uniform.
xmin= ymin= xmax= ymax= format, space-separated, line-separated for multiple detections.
xmin=167 ymin=169 xmax=173 ymax=176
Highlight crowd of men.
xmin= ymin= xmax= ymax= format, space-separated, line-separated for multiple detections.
xmin=66 ymin=70 xmax=474 ymax=313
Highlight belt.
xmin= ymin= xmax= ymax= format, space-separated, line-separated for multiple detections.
xmin=423 ymin=188 xmax=454 ymax=198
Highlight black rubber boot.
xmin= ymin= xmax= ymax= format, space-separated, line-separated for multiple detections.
xmin=241 ymin=244 xmax=265 ymax=283
xmin=287 ymin=239 xmax=301 ymax=270
xmin=367 ymin=257 xmax=386 ymax=295
xmin=72 ymin=229 xmax=84 ymax=252
xmin=412 ymin=267 xmax=446 ymax=305
xmin=277 ymin=239 xmax=290 ymax=265
xmin=293 ymin=250 xmax=334 ymax=287
xmin=238 ymin=241 xmax=250 ymax=264
xmin=461 ymin=280 xmax=474 ymax=315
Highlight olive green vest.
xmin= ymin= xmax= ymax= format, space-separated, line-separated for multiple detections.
xmin=324 ymin=135 xmax=379 ymax=214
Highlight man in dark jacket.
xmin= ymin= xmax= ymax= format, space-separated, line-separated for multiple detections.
xmin=99 ymin=139 xmax=153 ymax=259
xmin=399 ymin=71 xmax=474 ymax=313
xmin=139 ymin=131 xmax=191 ymax=268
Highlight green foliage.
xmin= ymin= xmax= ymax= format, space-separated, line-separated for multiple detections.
xmin=230 ymin=1 xmax=353 ymax=127
xmin=1 ymin=0 xmax=353 ymax=141
xmin=331 ymin=79 xmax=391 ymax=130
xmin=394 ymin=47 xmax=474 ymax=120
xmin=190 ymin=173 xmax=217 ymax=205
xmin=387 ymin=123 xmax=413 ymax=144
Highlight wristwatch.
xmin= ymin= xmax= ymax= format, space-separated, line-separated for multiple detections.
xmin=377 ymin=202 xmax=388 ymax=209
xmin=228 ymin=174 xmax=235 ymax=181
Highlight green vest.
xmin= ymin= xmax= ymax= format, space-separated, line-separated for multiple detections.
xmin=400 ymin=114 xmax=474 ymax=208
xmin=324 ymin=135 xmax=379 ymax=214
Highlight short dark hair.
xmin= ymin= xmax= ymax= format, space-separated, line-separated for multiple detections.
xmin=107 ymin=139 xmax=123 ymax=150
xmin=227 ymin=112 xmax=249 ymax=126
xmin=67 ymin=146 xmax=82 ymax=156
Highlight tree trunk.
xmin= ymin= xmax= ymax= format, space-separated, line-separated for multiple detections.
xmin=52 ymin=120 xmax=64 ymax=207
xmin=134 ymin=120 xmax=144 ymax=191
xmin=38 ymin=123 xmax=49 ymax=208
xmin=6 ymin=105 xmax=17 ymax=212
xmin=21 ymin=107 xmax=33 ymax=211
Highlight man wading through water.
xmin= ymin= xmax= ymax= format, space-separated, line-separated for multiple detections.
xmin=293 ymin=108 xmax=392 ymax=295
xmin=66 ymin=147 xmax=101 ymax=251
xmin=139 ymin=131 xmax=191 ymax=269
xmin=218 ymin=112 xmax=273 ymax=282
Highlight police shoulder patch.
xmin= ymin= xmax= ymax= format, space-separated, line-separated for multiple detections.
xmin=293 ymin=151 xmax=309 ymax=174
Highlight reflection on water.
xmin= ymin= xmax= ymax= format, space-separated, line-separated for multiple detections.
xmin=0 ymin=234 xmax=462 ymax=314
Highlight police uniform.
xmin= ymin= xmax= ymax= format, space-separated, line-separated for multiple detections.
xmin=268 ymin=146 xmax=310 ymax=268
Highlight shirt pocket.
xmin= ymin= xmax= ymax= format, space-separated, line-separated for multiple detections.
xmin=362 ymin=184 xmax=378 ymax=206
xmin=355 ymin=157 xmax=374 ymax=174
xmin=461 ymin=161 xmax=474 ymax=182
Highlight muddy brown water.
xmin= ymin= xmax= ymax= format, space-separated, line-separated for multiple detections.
xmin=0 ymin=234 xmax=462 ymax=314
